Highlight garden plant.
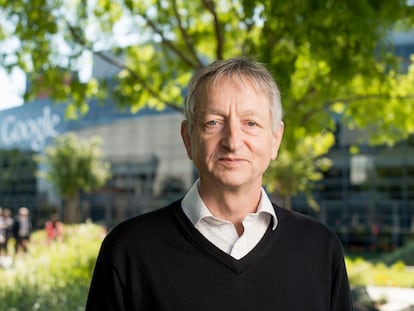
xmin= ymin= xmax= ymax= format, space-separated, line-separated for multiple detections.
xmin=0 ymin=223 xmax=104 ymax=311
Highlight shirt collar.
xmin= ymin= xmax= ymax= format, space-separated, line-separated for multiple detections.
xmin=181 ymin=179 xmax=278 ymax=230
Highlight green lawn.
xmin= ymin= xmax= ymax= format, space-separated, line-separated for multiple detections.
xmin=346 ymin=240 xmax=414 ymax=288
xmin=0 ymin=223 xmax=104 ymax=311
xmin=347 ymin=256 xmax=414 ymax=288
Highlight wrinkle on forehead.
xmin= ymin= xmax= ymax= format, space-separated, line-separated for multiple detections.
xmin=207 ymin=73 xmax=267 ymax=98
xmin=194 ymin=74 xmax=273 ymax=127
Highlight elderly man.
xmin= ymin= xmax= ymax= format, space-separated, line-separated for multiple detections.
xmin=86 ymin=58 xmax=353 ymax=311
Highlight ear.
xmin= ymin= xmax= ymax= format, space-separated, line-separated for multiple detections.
xmin=271 ymin=121 xmax=284 ymax=160
xmin=181 ymin=120 xmax=193 ymax=160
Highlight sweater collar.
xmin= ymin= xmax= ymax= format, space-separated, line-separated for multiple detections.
xmin=181 ymin=179 xmax=278 ymax=230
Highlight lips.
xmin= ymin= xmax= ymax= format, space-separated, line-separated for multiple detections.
xmin=217 ymin=157 xmax=246 ymax=167
xmin=220 ymin=157 xmax=242 ymax=161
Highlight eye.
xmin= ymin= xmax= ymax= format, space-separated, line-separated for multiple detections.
xmin=246 ymin=121 xmax=258 ymax=127
xmin=201 ymin=116 xmax=223 ymax=131
xmin=206 ymin=120 xmax=218 ymax=126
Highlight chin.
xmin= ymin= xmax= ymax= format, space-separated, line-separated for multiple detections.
xmin=214 ymin=175 xmax=250 ymax=189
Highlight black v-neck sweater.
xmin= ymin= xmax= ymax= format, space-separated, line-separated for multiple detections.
xmin=86 ymin=200 xmax=353 ymax=310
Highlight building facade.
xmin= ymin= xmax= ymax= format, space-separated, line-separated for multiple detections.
xmin=0 ymin=99 xmax=193 ymax=227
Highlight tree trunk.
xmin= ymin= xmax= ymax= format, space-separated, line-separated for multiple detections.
xmin=63 ymin=197 xmax=71 ymax=224
xmin=63 ymin=192 xmax=81 ymax=223
xmin=74 ymin=191 xmax=81 ymax=223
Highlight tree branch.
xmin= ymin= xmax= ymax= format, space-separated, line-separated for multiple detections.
xmin=144 ymin=15 xmax=198 ymax=69
xmin=327 ymin=94 xmax=414 ymax=104
xmin=171 ymin=0 xmax=203 ymax=68
xmin=298 ymin=93 xmax=414 ymax=125
xmin=67 ymin=22 xmax=184 ymax=113
xmin=94 ymin=51 xmax=183 ymax=112
xmin=201 ymin=0 xmax=224 ymax=60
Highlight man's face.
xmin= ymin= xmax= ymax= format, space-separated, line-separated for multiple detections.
xmin=181 ymin=75 xmax=284 ymax=191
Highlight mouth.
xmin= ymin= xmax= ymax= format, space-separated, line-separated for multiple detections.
xmin=218 ymin=157 xmax=246 ymax=166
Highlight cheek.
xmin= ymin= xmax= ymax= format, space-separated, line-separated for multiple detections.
xmin=193 ymin=137 xmax=217 ymax=161
xmin=190 ymin=136 xmax=205 ymax=158
xmin=252 ymin=137 xmax=276 ymax=159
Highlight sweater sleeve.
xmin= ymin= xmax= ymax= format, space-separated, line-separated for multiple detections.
xmin=85 ymin=244 xmax=128 ymax=311
xmin=330 ymin=247 xmax=354 ymax=310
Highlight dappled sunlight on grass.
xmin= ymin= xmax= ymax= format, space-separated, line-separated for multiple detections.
xmin=346 ymin=242 xmax=414 ymax=288
xmin=0 ymin=223 xmax=105 ymax=310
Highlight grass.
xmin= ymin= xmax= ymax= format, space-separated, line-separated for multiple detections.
xmin=346 ymin=257 xmax=414 ymax=288
xmin=1 ymin=224 xmax=414 ymax=310
xmin=346 ymin=240 xmax=414 ymax=288
xmin=0 ymin=223 xmax=105 ymax=311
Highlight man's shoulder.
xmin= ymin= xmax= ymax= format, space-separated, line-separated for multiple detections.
xmin=274 ymin=203 xmax=338 ymax=239
xmin=273 ymin=204 xmax=346 ymax=259
xmin=102 ymin=200 xmax=182 ymax=247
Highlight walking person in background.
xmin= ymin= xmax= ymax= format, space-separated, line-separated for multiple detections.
xmin=12 ymin=207 xmax=32 ymax=256
xmin=0 ymin=207 xmax=14 ymax=268
xmin=0 ymin=207 xmax=6 ymax=259
xmin=45 ymin=213 xmax=64 ymax=244
xmin=86 ymin=57 xmax=353 ymax=310
xmin=3 ymin=208 xmax=14 ymax=251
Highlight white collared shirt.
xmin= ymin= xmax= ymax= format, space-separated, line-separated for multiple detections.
xmin=181 ymin=180 xmax=278 ymax=260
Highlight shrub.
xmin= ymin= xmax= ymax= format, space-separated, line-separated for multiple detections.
xmin=0 ymin=223 xmax=105 ymax=311
xmin=378 ymin=241 xmax=414 ymax=266
xmin=346 ymin=257 xmax=414 ymax=288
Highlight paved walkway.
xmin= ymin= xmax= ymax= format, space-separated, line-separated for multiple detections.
xmin=367 ymin=286 xmax=414 ymax=311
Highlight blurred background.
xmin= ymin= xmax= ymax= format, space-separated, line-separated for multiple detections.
xmin=1 ymin=1 xmax=414 ymax=310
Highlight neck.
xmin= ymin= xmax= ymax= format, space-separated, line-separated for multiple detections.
xmin=198 ymin=180 xmax=262 ymax=235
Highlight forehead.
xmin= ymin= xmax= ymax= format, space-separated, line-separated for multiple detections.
xmin=198 ymin=74 xmax=269 ymax=104
xmin=208 ymin=73 xmax=264 ymax=93
xmin=193 ymin=75 xmax=273 ymax=121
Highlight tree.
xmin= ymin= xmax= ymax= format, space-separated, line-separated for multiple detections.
xmin=36 ymin=132 xmax=111 ymax=223
xmin=2 ymin=0 xmax=414 ymax=208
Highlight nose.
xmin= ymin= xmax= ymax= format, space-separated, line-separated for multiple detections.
xmin=221 ymin=120 xmax=243 ymax=150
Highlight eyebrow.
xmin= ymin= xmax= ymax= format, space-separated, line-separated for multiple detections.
xmin=199 ymin=109 xmax=259 ymax=117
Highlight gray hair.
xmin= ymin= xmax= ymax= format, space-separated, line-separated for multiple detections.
xmin=183 ymin=57 xmax=283 ymax=133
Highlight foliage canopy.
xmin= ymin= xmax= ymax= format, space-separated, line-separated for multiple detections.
xmin=2 ymin=0 xmax=414 ymax=205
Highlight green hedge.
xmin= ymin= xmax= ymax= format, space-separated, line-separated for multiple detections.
xmin=378 ymin=240 xmax=414 ymax=266
xmin=0 ymin=223 xmax=104 ymax=311
xmin=346 ymin=257 xmax=414 ymax=288
xmin=346 ymin=241 xmax=414 ymax=288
